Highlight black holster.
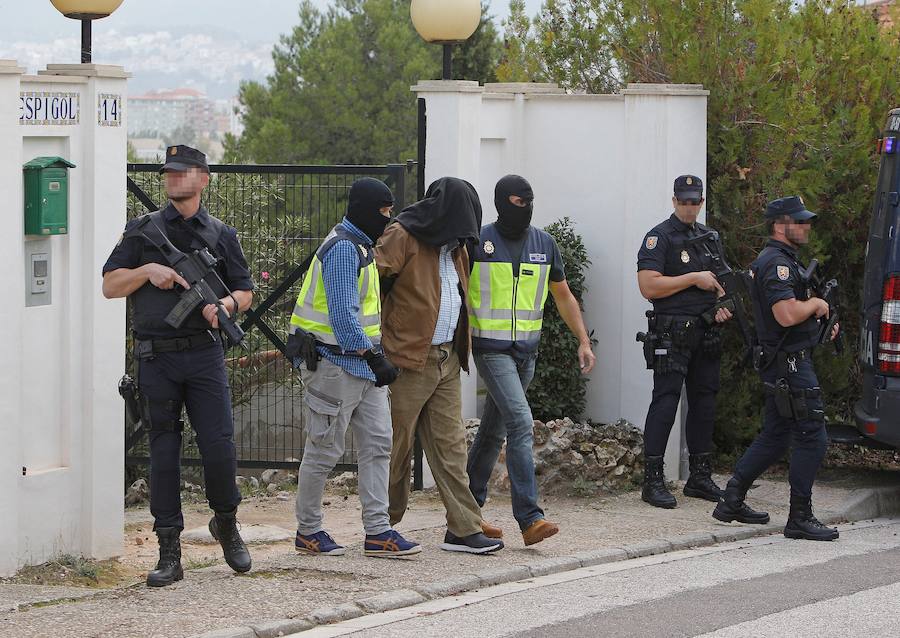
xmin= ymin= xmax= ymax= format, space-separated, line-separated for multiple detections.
xmin=637 ymin=312 xmax=690 ymax=375
xmin=765 ymin=380 xmax=823 ymax=422
xmin=118 ymin=374 xmax=142 ymax=427
xmin=764 ymin=350 xmax=824 ymax=422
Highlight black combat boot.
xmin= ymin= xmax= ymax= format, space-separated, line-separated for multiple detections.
xmin=641 ymin=455 xmax=677 ymax=509
xmin=784 ymin=495 xmax=839 ymax=541
xmin=209 ymin=508 xmax=252 ymax=573
xmin=683 ymin=453 xmax=725 ymax=502
xmin=146 ymin=527 xmax=184 ymax=587
xmin=712 ymin=477 xmax=770 ymax=524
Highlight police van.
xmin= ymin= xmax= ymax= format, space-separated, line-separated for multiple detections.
xmin=852 ymin=108 xmax=900 ymax=450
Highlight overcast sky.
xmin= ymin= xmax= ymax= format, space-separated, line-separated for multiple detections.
xmin=0 ymin=1 xmax=542 ymax=97
xmin=0 ymin=1 xmax=541 ymax=49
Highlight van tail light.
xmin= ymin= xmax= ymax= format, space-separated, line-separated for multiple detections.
xmin=879 ymin=274 xmax=900 ymax=374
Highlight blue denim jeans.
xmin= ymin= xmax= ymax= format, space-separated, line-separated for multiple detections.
xmin=467 ymin=351 xmax=544 ymax=531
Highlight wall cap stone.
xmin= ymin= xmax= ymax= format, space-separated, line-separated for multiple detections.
xmin=411 ymin=79 xmax=483 ymax=94
xmin=622 ymin=83 xmax=709 ymax=96
xmin=39 ymin=64 xmax=131 ymax=79
xmin=0 ymin=59 xmax=25 ymax=75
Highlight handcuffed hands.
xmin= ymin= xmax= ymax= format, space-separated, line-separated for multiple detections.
xmin=363 ymin=349 xmax=400 ymax=387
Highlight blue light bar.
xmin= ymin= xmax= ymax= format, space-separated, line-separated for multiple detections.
xmin=885 ymin=137 xmax=897 ymax=154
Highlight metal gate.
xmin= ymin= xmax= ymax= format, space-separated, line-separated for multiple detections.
xmin=124 ymin=162 xmax=416 ymax=471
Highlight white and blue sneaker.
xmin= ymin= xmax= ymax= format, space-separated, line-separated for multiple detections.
xmin=364 ymin=530 xmax=422 ymax=557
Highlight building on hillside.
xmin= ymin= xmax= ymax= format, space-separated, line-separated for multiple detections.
xmin=865 ymin=0 xmax=898 ymax=28
xmin=129 ymin=137 xmax=167 ymax=162
xmin=128 ymin=88 xmax=214 ymax=138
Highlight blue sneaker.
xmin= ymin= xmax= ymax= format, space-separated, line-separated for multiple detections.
xmin=364 ymin=530 xmax=422 ymax=557
xmin=295 ymin=530 xmax=345 ymax=556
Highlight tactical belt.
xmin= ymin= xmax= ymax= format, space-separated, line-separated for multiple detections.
xmin=655 ymin=313 xmax=702 ymax=327
xmin=135 ymin=330 xmax=219 ymax=358
xmin=318 ymin=342 xmax=364 ymax=358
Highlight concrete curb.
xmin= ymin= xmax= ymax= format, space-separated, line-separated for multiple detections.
xmin=190 ymin=486 xmax=900 ymax=638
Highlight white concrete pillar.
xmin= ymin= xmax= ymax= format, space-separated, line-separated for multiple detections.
xmin=38 ymin=64 xmax=130 ymax=559
xmin=0 ymin=59 xmax=26 ymax=577
xmin=1 ymin=62 xmax=128 ymax=576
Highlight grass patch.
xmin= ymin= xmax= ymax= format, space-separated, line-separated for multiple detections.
xmin=3 ymin=555 xmax=127 ymax=589
xmin=570 ymin=476 xmax=598 ymax=498
xmin=184 ymin=556 xmax=219 ymax=570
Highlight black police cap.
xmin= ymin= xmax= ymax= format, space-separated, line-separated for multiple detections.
xmin=764 ymin=196 xmax=817 ymax=221
xmin=159 ymin=145 xmax=209 ymax=174
xmin=674 ymin=174 xmax=703 ymax=199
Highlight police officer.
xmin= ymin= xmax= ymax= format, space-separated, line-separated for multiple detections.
xmin=636 ymin=175 xmax=733 ymax=508
xmin=103 ymin=145 xmax=253 ymax=586
xmin=713 ymin=196 xmax=840 ymax=541
xmin=288 ymin=178 xmax=420 ymax=558
xmin=467 ymin=175 xmax=596 ymax=546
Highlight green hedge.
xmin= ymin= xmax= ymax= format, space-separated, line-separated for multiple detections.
xmin=528 ymin=217 xmax=597 ymax=421
xmin=502 ymin=0 xmax=900 ymax=457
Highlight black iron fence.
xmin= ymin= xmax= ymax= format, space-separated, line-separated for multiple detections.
xmin=125 ymin=162 xmax=416 ymax=471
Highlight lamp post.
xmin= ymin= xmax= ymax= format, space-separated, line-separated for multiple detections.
xmin=50 ymin=0 xmax=124 ymax=63
xmin=408 ymin=1 xmax=480 ymax=492
xmin=410 ymin=0 xmax=481 ymax=80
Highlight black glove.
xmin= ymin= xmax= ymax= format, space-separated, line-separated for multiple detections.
xmin=363 ymin=349 xmax=400 ymax=387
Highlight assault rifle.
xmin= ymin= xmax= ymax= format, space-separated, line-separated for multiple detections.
xmin=799 ymin=259 xmax=843 ymax=355
xmin=682 ymin=229 xmax=757 ymax=361
xmin=128 ymin=216 xmax=246 ymax=348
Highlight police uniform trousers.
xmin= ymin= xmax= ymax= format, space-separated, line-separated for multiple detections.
xmin=643 ymin=329 xmax=720 ymax=457
xmin=138 ymin=340 xmax=241 ymax=530
xmin=733 ymin=357 xmax=826 ymax=499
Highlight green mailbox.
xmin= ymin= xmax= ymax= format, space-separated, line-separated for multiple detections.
xmin=23 ymin=157 xmax=75 ymax=236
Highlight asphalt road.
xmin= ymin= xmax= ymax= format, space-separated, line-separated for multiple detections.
xmin=297 ymin=518 xmax=900 ymax=638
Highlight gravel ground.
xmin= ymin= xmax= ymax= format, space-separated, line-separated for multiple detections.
xmin=0 ymin=470 xmax=889 ymax=638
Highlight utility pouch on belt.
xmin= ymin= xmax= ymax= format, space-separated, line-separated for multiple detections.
xmin=766 ymin=379 xmax=823 ymax=422
xmin=773 ymin=378 xmax=795 ymax=419
xmin=286 ymin=329 xmax=320 ymax=372
xmin=637 ymin=312 xmax=690 ymax=375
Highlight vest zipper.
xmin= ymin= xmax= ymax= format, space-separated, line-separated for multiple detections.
xmin=511 ymin=275 xmax=519 ymax=342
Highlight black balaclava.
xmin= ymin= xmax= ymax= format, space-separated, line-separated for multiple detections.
xmin=393 ymin=177 xmax=482 ymax=247
xmin=494 ymin=174 xmax=534 ymax=239
xmin=346 ymin=177 xmax=394 ymax=242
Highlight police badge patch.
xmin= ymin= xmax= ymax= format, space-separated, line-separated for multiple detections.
xmin=645 ymin=236 xmax=658 ymax=250
xmin=484 ymin=240 xmax=495 ymax=255
xmin=777 ymin=265 xmax=790 ymax=281
xmin=358 ymin=245 xmax=369 ymax=258
xmin=681 ymin=250 xmax=690 ymax=263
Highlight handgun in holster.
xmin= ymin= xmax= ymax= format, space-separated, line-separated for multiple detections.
xmin=636 ymin=310 xmax=659 ymax=370
xmin=118 ymin=374 xmax=143 ymax=427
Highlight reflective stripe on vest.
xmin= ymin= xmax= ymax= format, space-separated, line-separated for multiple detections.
xmin=469 ymin=260 xmax=550 ymax=343
xmin=289 ymin=246 xmax=381 ymax=346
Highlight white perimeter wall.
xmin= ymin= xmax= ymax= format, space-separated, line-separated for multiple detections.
xmin=414 ymin=81 xmax=708 ymax=479
xmin=0 ymin=61 xmax=127 ymax=576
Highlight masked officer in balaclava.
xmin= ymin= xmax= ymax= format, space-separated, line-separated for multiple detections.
xmin=466 ymin=175 xmax=596 ymax=546
xmin=289 ymin=177 xmax=421 ymax=558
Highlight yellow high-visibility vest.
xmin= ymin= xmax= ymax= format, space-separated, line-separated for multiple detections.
xmin=290 ymin=226 xmax=381 ymax=346
xmin=469 ymin=225 xmax=552 ymax=348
